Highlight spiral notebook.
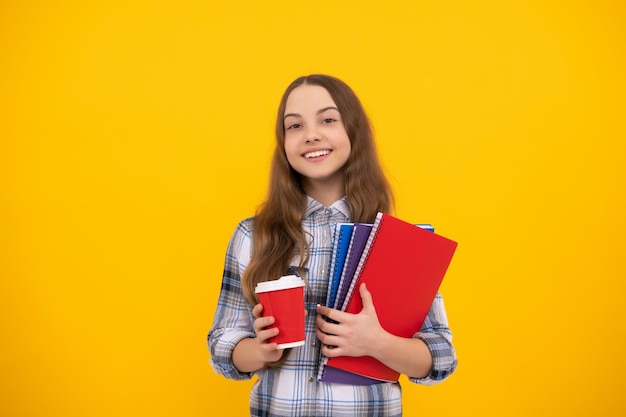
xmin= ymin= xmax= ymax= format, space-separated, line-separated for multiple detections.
xmin=325 ymin=223 xmax=354 ymax=309
xmin=319 ymin=213 xmax=457 ymax=383
xmin=334 ymin=223 xmax=373 ymax=310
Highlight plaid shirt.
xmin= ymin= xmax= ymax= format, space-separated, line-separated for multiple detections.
xmin=208 ymin=197 xmax=457 ymax=416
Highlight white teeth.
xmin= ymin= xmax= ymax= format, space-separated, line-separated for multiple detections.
xmin=305 ymin=150 xmax=330 ymax=158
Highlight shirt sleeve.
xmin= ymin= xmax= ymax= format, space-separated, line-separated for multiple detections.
xmin=207 ymin=220 xmax=256 ymax=381
xmin=409 ymin=293 xmax=458 ymax=385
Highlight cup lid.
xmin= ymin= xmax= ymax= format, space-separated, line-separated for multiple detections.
xmin=255 ymin=275 xmax=305 ymax=293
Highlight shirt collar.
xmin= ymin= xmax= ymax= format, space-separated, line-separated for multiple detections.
xmin=304 ymin=196 xmax=351 ymax=220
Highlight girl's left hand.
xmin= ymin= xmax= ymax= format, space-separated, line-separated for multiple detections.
xmin=315 ymin=283 xmax=387 ymax=358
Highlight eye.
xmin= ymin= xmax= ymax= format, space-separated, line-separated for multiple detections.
xmin=286 ymin=123 xmax=302 ymax=130
xmin=322 ymin=118 xmax=335 ymax=124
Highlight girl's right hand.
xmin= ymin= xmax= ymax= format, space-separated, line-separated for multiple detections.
xmin=251 ymin=303 xmax=284 ymax=364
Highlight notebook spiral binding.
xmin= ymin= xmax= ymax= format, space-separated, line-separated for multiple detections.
xmin=340 ymin=213 xmax=384 ymax=311
xmin=325 ymin=224 xmax=347 ymax=307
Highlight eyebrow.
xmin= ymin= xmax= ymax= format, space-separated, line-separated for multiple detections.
xmin=283 ymin=106 xmax=340 ymax=120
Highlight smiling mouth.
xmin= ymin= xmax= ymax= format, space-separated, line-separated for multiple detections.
xmin=304 ymin=150 xmax=331 ymax=159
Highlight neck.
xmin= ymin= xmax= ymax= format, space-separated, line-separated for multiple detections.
xmin=302 ymin=179 xmax=344 ymax=207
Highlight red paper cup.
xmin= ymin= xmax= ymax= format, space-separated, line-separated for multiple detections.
xmin=255 ymin=275 xmax=305 ymax=349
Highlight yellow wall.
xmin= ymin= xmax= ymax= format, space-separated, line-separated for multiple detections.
xmin=1 ymin=1 xmax=624 ymax=415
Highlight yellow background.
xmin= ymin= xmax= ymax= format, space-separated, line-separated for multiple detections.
xmin=2 ymin=1 xmax=625 ymax=415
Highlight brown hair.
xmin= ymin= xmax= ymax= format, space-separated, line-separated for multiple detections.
xmin=242 ymin=74 xmax=394 ymax=304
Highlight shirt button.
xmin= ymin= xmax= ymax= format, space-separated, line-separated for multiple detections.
xmin=309 ymin=376 xmax=315 ymax=382
xmin=311 ymin=342 xmax=316 ymax=347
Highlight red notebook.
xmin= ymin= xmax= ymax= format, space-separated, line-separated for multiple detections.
xmin=324 ymin=212 xmax=458 ymax=382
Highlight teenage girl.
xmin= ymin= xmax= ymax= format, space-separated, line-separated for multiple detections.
xmin=208 ymin=74 xmax=457 ymax=416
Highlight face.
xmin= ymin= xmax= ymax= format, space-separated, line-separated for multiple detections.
xmin=283 ymin=84 xmax=351 ymax=195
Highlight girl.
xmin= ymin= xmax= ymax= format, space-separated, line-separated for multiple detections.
xmin=208 ymin=74 xmax=457 ymax=416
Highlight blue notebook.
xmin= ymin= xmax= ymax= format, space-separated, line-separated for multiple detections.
xmin=325 ymin=223 xmax=354 ymax=309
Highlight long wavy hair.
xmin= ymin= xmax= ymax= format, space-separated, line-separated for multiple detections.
xmin=242 ymin=74 xmax=394 ymax=307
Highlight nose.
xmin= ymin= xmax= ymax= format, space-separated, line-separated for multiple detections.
xmin=305 ymin=126 xmax=321 ymax=143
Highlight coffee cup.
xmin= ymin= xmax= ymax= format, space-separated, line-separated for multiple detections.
xmin=255 ymin=275 xmax=306 ymax=349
